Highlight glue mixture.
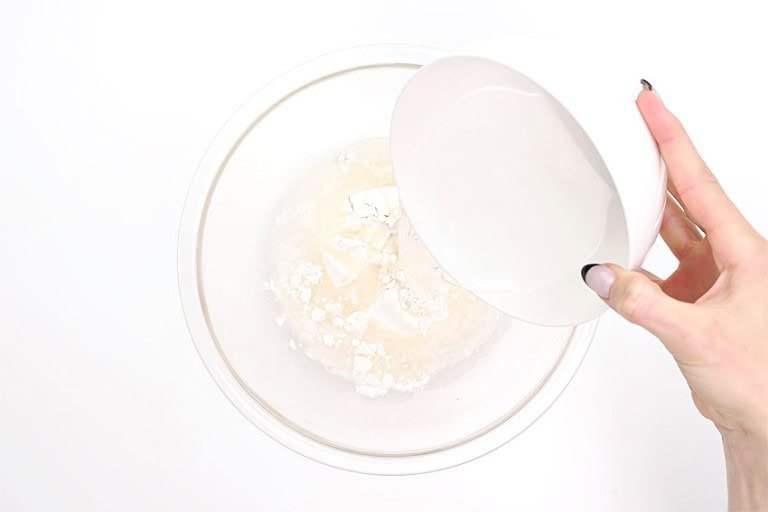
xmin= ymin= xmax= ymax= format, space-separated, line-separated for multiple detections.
xmin=266 ymin=138 xmax=502 ymax=397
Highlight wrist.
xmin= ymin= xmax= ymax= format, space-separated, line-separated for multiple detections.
xmin=721 ymin=430 xmax=768 ymax=511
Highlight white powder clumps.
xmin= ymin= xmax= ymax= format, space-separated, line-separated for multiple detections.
xmin=267 ymin=138 xmax=501 ymax=398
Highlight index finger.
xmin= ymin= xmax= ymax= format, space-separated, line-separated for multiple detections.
xmin=636 ymin=86 xmax=755 ymax=257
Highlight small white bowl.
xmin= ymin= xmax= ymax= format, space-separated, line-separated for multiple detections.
xmin=391 ymin=38 xmax=666 ymax=326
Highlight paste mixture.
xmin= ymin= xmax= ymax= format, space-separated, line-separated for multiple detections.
xmin=267 ymin=138 xmax=502 ymax=397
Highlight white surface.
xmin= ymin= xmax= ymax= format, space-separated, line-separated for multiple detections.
xmin=390 ymin=40 xmax=665 ymax=326
xmin=1 ymin=1 xmax=766 ymax=510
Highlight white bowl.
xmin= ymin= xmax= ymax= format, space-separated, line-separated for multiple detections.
xmin=391 ymin=38 xmax=667 ymax=326
xmin=178 ymin=45 xmax=598 ymax=474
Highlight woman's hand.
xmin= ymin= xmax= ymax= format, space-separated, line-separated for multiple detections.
xmin=582 ymin=83 xmax=768 ymax=511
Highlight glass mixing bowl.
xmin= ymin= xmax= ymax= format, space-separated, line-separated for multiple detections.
xmin=177 ymin=45 xmax=598 ymax=475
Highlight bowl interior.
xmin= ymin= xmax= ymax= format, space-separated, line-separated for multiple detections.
xmin=186 ymin=49 xmax=594 ymax=462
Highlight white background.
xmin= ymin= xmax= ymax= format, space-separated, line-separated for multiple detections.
xmin=1 ymin=1 xmax=766 ymax=510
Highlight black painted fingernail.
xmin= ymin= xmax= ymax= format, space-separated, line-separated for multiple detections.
xmin=581 ymin=264 xmax=598 ymax=283
xmin=640 ymin=78 xmax=653 ymax=91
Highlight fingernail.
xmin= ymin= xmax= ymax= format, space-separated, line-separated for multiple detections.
xmin=581 ymin=264 xmax=615 ymax=299
xmin=640 ymin=78 xmax=664 ymax=106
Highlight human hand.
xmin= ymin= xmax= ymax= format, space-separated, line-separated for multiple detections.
xmin=582 ymin=81 xmax=768 ymax=511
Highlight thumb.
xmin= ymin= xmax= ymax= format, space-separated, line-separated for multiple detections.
xmin=582 ymin=263 xmax=696 ymax=346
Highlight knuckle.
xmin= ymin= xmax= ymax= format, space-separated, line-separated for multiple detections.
xmin=615 ymin=275 xmax=652 ymax=322
xmin=677 ymin=238 xmax=700 ymax=260
xmin=701 ymin=163 xmax=719 ymax=185
xmin=675 ymin=166 xmax=719 ymax=198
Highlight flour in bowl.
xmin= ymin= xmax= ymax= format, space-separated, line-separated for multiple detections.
xmin=266 ymin=138 xmax=502 ymax=397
